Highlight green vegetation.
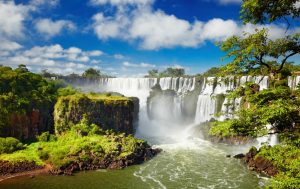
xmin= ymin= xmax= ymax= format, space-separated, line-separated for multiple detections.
xmin=146 ymin=67 xmax=185 ymax=77
xmin=0 ymin=137 xmax=24 ymax=154
xmin=0 ymin=65 xmax=62 ymax=139
xmin=54 ymin=93 xmax=133 ymax=134
xmin=0 ymin=120 xmax=148 ymax=170
xmin=82 ymin=68 xmax=101 ymax=78
xmin=219 ymin=29 xmax=299 ymax=77
xmin=210 ymin=85 xmax=300 ymax=137
xmin=0 ymin=143 xmax=44 ymax=166
xmin=256 ymin=143 xmax=300 ymax=189
xmin=241 ymin=0 xmax=300 ymax=24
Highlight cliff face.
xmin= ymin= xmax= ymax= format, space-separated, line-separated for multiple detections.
xmin=3 ymin=106 xmax=54 ymax=141
xmin=54 ymin=94 xmax=139 ymax=135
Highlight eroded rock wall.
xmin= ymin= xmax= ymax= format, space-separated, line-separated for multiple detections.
xmin=54 ymin=94 xmax=139 ymax=135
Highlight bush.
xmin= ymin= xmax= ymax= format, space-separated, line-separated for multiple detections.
xmin=0 ymin=137 xmax=24 ymax=154
xmin=258 ymin=144 xmax=300 ymax=189
xmin=37 ymin=132 xmax=57 ymax=142
xmin=57 ymin=86 xmax=77 ymax=97
xmin=209 ymin=120 xmax=236 ymax=137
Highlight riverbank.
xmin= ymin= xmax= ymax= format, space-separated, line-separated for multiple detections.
xmin=0 ymin=163 xmax=52 ymax=182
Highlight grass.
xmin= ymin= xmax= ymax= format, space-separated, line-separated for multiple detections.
xmin=0 ymin=121 xmax=147 ymax=170
xmin=0 ymin=143 xmax=44 ymax=166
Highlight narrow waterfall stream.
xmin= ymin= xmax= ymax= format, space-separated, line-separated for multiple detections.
xmin=0 ymin=76 xmax=278 ymax=189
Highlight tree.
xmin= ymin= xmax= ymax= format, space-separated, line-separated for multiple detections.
xmin=15 ymin=64 xmax=29 ymax=73
xmin=219 ymin=29 xmax=300 ymax=76
xmin=161 ymin=67 xmax=185 ymax=77
xmin=220 ymin=0 xmax=300 ymax=78
xmin=241 ymin=0 xmax=300 ymax=24
xmin=82 ymin=68 xmax=101 ymax=78
xmin=41 ymin=69 xmax=53 ymax=78
xmin=201 ymin=67 xmax=222 ymax=77
xmin=147 ymin=69 xmax=159 ymax=77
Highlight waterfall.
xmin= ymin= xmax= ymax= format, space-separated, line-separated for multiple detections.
xmin=194 ymin=76 xmax=270 ymax=124
xmin=195 ymin=95 xmax=216 ymax=123
xmin=288 ymin=76 xmax=300 ymax=90
xmin=159 ymin=77 xmax=196 ymax=93
xmin=71 ymin=75 xmax=295 ymax=138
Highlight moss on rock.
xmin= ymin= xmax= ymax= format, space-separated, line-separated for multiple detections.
xmin=54 ymin=93 xmax=139 ymax=135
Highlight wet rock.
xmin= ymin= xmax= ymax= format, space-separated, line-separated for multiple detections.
xmin=48 ymin=147 xmax=162 ymax=176
xmin=210 ymin=135 xmax=255 ymax=145
xmin=0 ymin=160 xmax=43 ymax=175
xmin=244 ymin=147 xmax=278 ymax=177
xmin=233 ymin=153 xmax=245 ymax=159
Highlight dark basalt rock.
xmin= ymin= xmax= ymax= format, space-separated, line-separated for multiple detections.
xmin=233 ymin=153 xmax=245 ymax=159
xmin=49 ymin=147 xmax=162 ymax=175
xmin=243 ymin=147 xmax=278 ymax=177
xmin=0 ymin=160 xmax=43 ymax=175
xmin=210 ymin=135 xmax=255 ymax=145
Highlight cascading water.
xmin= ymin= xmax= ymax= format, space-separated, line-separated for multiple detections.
xmin=288 ymin=76 xmax=300 ymax=89
xmin=194 ymin=76 xmax=270 ymax=124
xmin=195 ymin=95 xmax=216 ymax=123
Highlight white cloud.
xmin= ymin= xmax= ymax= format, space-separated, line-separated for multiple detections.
xmin=0 ymin=1 xmax=29 ymax=38
xmin=91 ymin=60 xmax=101 ymax=64
xmin=130 ymin=10 xmax=203 ymax=49
xmin=123 ymin=61 xmax=155 ymax=68
xmin=217 ymin=0 xmax=241 ymax=5
xmin=0 ymin=40 xmax=23 ymax=51
xmin=23 ymin=44 xmax=64 ymax=59
xmin=30 ymin=0 xmax=60 ymax=7
xmin=23 ymin=44 xmax=102 ymax=62
xmin=202 ymin=18 xmax=239 ymax=41
xmin=87 ymin=50 xmax=103 ymax=56
xmin=35 ymin=18 xmax=75 ymax=38
xmin=114 ymin=54 xmax=125 ymax=59
xmin=91 ymin=1 xmax=296 ymax=50
xmin=0 ymin=44 xmax=106 ymax=75
xmin=90 ymin=0 xmax=153 ymax=6
xmin=295 ymin=1 xmax=300 ymax=8
xmin=67 ymin=47 xmax=82 ymax=54
xmin=92 ymin=12 xmax=130 ymax=39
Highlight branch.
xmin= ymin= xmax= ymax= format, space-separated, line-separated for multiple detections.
xmin=283 ymin=17 xmax=290 ymax=34
xmin=277 ymin=51 xmax=300 ymax=72
xmin=255 ymin=54 xmax=271 ymax=71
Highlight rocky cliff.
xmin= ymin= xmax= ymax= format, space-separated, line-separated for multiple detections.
xmin=2 ymin=106 xmax=54 ymax=141
xmin=54 ymin=93 xmax=139 ymax=135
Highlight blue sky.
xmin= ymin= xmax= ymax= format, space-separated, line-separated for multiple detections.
xmin=0 ymin=0 xmax=299 ymax=76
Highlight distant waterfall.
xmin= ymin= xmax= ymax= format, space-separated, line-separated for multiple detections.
xmin=288 ymin=76 xmax=300 ymax=90
xmin=159 ymin=77 xmax=196 ymax=93
xmin=194 ymin=76 xmax=269 ymax=124
xmin=195 ymin=95 xmax=216 ymax=123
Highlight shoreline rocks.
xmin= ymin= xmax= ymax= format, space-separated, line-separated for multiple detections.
xmin=50 ymin=147 xmax=161 ymax=175
xmin=233 ymin=147 xmax=278 ymax=177
xmin=210 ymin=135 xmax=255 ymax=145
xmin=0 ymin=161 xmax=44 ymax=176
